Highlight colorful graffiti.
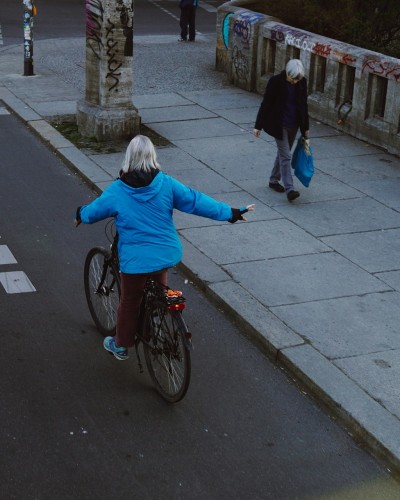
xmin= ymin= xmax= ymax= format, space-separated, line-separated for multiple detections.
xmin=86 ymin=0 xmax=104 ymax=60
xmin=222 ymin=13 xmax=232 ymax=49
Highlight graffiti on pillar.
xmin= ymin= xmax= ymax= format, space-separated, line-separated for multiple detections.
xmin=105 ymin=19 xmax=122 ymax=92
xmin=232 ymin=45 xmax=249 ymax=79
xmin=116 ymin=0 xmax=133 ymax=57
xmin=86 ymin=0 xmax=104 ymax=59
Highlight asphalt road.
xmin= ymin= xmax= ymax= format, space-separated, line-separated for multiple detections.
xmin=1 ymin=99 xmax=400 ymax=497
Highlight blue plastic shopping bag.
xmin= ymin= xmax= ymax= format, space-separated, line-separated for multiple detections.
xmin=291 ymin=137 xmax=314 ymax=187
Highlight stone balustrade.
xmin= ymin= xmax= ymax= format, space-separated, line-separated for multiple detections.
xmin=216 ymin=1 xmax=400 ymax=155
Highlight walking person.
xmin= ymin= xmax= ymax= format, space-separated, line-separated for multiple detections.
xmin=253 ymin=59 xmax=310 ymax=202
xmin=178 ymin=0 xmax=198 ymax=42
xmin=75 ymin=135 xmax=254 ymax=360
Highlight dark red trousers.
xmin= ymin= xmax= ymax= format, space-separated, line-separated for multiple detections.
xmin=116 ymin=271 xmax=167 ymax=348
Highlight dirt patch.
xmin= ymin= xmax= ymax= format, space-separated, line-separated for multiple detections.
xmin=52 ymin=119 xmax=171 ymax=154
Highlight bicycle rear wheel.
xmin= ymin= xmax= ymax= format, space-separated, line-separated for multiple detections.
xmin=84 ymin=247 xmax=120 ymax=336
xmin=143 ymin=302 xmax=191 ymax=403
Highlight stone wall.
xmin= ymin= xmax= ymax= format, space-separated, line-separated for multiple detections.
xmin=216 ymin=1 xmax=400 ymax=156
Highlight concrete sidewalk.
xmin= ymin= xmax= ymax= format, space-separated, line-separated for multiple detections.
xmin=1 ymin=35 xmax=400 ymax=473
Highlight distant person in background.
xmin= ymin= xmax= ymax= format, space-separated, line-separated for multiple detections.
xmin=178 ymin=0 xmax=198 ymax=42
xmin=253 ymin=59 xmax=310 ymax=202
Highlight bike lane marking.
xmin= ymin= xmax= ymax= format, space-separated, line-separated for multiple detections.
xmin=0 ymin=246 xmax=36 ymax=293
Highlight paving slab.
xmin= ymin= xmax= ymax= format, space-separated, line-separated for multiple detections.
xmin=134 ymin=93 xmax=197 ymax=109
xmin=28 ymin=100 xmax=78 ymax=118
xmin=139 ymin=105 xmax=217 ymax=123
xmin=180 ymin=237 xmax=231 ymax=285
xmin=376 ymin=270 xmax=400 ymax=291
xmin=226 ymin=252 xmax=389 ymax=307
xmin=316 ymin=154 xmax=400 ymax=181
xmin=209 ymin=280 xmax=305 ymax=354
xmin=238 ymin=170 xmax=362 ymax=205
xmin=275 ymin=197 xmax=400 ymax=237
xmin=167 ymin=164 xmax=239 ymax=195
xmin=181 ymin=219 xmax=328 ymax=265
xmin=179 ymin=88 xmax=263 ymax=109
xmin=272 ymin=291 xmax=400 ymax=358
xmin=213 ymin=106 xmax=260 ymax=125
xmin=322 ymin=228 xmax=400 ymax=273
xmin=334 ymin=349 xmax=400 ymax=418
xmin=150 ymin=117 xmax=246 ymax=140
xmin=87 ymin=152 xmax=125 ymax=178
xmin=156 ymin=146 xmax=205 ymax=172
xmin=311 ymin=135 xmax=382 ymax=160
xmin=174 ymin=135 xmax=275 ymax=181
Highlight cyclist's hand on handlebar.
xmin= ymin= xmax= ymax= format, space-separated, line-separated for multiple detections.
xmin=229 ymin=204 xmax=255 ymax=223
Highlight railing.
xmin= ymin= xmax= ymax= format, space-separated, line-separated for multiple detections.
xmin=216 ymin=1 xmax=400 ymax=156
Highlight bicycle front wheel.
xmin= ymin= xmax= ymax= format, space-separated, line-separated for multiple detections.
xmin=84 ymin=247 xmax=120 ymax=336
xmin=143 ymin=302 xmax=191 ymax=403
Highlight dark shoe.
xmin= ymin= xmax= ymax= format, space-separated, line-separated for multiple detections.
xmin=269 ymin=182 xmax=285 ymax=193
xmin=287 ymin=190 xmax=300 ymax=202
xmin=188 ymin=39 xmax=195 ymax=42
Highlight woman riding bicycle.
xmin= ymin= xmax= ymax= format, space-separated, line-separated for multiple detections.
xmin=75 ymin=135 xmax=254 ymax=361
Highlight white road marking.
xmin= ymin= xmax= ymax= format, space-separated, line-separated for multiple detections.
xmin=0 ymin=108 xmax=10 ymax=115
xmin=0 ymin=245 xmax=36 ymax=293
xmin=0 ymin=245 xmax=17 ymax=265
xmin=0 ymin=271 xmax=36 ymax=294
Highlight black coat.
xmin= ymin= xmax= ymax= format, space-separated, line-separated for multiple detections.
xmin=255 ymin=71 xmax=309 ymax=140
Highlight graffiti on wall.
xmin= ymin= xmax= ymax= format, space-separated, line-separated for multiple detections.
xmin=222 ymin=13 xmax=233 ymax=49
xmin=232 ymin=46 xmax=249 ymax=79
xmin=362 ymin=57 xmax=400 ymax=81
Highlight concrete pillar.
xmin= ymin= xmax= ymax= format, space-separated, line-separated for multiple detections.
xmin=77 ymin=0 xmax=140 ymax=141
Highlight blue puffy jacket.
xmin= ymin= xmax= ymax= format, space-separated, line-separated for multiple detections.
xmin=79 ymin=171 xmax=232 ymax=274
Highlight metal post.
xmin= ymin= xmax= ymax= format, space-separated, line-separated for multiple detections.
xmin=23 ymin=0 xmax=35 ymax=76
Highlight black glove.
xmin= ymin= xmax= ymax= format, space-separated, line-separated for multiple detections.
xmin=74 ymin=206 xmax=82 ymax=227
xmin=229 ymin=207 xmax=248 ymax=224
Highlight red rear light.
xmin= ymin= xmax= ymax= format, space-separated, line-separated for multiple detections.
xmin=168 ymin=303 xmax=185 ymax=311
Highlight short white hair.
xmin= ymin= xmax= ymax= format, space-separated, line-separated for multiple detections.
xmin=121 ymin=135 xmax=160 ymax=173
xmin=286 ymin=59 xmax=305 ymax=80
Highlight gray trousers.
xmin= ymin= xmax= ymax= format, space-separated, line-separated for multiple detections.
xmin=270 ymin=127 xmax=298 ymax=193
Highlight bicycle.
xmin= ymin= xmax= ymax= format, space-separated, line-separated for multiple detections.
xmin=83 ymin=221 xmax=192 ymax=403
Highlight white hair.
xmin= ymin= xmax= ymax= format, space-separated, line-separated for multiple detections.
xmin=121 ymin=135 xmax=160 ymax=173
xmin=286 ymin=59 xmax=305 ymax=80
